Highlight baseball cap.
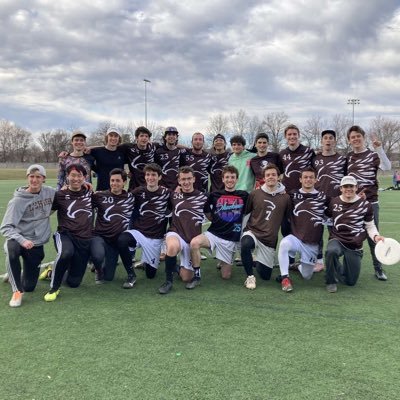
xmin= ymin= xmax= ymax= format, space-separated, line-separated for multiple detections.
xmin=71 ymin=130 xmax=87 ymax=140
xmin=165 ymin=126 xmax=179 ymax=134
xmin=321 ymin=129 xmax=336 ymax=138
xmin=26 ymin=164 xmax=46 ymax=177
xmin=340 ymin=176 xmax=357 ymax=186
xmin=213 ymin=133 xmax=226 ymax=143
xmin=106 ymin=127 xmax=121 ymax=136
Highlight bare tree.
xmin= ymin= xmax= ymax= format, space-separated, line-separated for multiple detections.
xmin=302 ymin=115 xmax=327 ymax=150
xmin=261 ymin=112 xmax=289 ymax=152
xmin=0 ymin=120 xmax=14 ymax=162
xmin=12 ymin=127 xmax=32 ymax=162
xmin=230 ymin=109 xmax=250 ymax=135
xmin=38 ymin=129 xmax=70 ymax=162
xmin=331 ymin=114 xmax=352 ymax=154
xmin=368 ymin=116 xmax=400 ymax=159
xmin=88 ymin=121 xmax=114 ymax=146
xmin=206 ymin=114 xmax=230 ymax=147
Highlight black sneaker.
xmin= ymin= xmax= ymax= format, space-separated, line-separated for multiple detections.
xmin=374 ymin=268 xmax=387 ymax=281
xmin=122 ymin=274 xmax=136 ymax=289
xmin=186 ymin=277 xmax=201 ymax=290
xmin=159 ymin=281 xmax=173 ymax=294
xmin=95 ymin=269 xmax=104 ymax=285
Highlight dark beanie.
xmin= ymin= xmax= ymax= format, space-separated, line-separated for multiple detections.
xmin=321 ymin=129 xmax=336 ymax=138
xmin=213 ymin=134 xmax=226 ymax=143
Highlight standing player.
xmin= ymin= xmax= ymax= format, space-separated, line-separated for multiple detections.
xmin=158 ymin=167 xmax=208 ymax=294
xmin=91 ymin=169 xmax=135 ymax=285
xmin=241 ymin=164 xmax=291 ymax=290
xmin=228 ymin=135 xmax=256 ymax=193
xmin=118 ymin=164 xmax=171 ymax=285
xmin=119 ymin=126 xmax=158 ymax=191
xmin=346 ymin=125 xmax=391 ymax=280
xmin=250 ymin=133 xmax=282 ymax=189
xmin=154 ymin=126 xmax=185 ymax=190
xmin=277 ymin=167 xmax=327 ymax=292
xmin=209 ymin=134 xmax=231 ymax=192
xmin=325 ymin=176 xmax=385 ymax=292
xmin=190 ymin=165 xmax=248 ymax=285
xmin=1 ymin=165 xmax=55 ymax=307
xmin=90 ymin=127 xmax=126 ymax=190
xmin=44 ymin=164 xmax=93 ymax=302
xmin=180 ymin=132 xmax=213 ymax=192
xmin=57 ymin=131 xmax=95 ymax=190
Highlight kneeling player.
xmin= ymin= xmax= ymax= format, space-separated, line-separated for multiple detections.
xmin=277 ymin=167 xmax=327 ymax=292
xmin=158 ymin=166 xmax=207 ymax=294
xmin=118 ymin=164 xmax=170 ymax=285
xmin=190 ymin=166 xmax=248 ymax=284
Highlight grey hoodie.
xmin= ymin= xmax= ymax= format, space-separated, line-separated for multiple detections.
xmin=0 ymin=186 xmax=56 ymax=246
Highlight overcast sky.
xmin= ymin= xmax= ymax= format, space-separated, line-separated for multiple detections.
xmin=1 ymin=0 xmax=400 ymax=139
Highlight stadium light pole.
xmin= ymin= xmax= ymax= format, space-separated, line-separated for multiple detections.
xmin=347 ymin=98 xmax=360 ymax=125
xmin=143 ymin=79 xmax=151 ymax=127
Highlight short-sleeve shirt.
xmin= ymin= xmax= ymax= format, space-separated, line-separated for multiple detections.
xmin=168 ymin=190 xmax=208 ymax=243
xmin=92 ymin=190 xmax=135 ymax=242
xmin=205 ymin=189 xmax=249 ymax=242
xmin=279 ymin=144 xmax=315 ymax=191
xmin=312 ymin=153 xmax=347 ymax=199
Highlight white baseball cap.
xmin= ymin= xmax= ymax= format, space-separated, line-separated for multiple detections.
xmin=340 ymin=176 xmax=357 ymax=186
xmin=26 ymin=164 xmax=46 ymax=177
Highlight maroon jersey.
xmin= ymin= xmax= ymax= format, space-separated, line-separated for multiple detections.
xmin=154 ymin=145 xmax=184 ymax=189
xmin=52 ymin=188 xmax=93 ymax=240
xmin=209 ymin=151 xmax=231 ymax=192
xmin=289 ymin=189 xmax=327 ymax=244
xmin=168 ymin=190 xmax=208 ymax=243
xmin=279 ymin=144 xmax=315 ymax=191
xmin=131 ymin=186 xmax=171 ymax=239
xmin=250 ymin=152 xmax=282 ymax=188
xmin=92 ymin=190 xmax=135 ymax=242
xmin=326 ymin=196 xmax=374 ymax=250
xmin=312 ymin=153 xmax=347 ymax=199
xmin=244 ymin=187 xmax=291 ymax=249
xmin=180 ymin=149 xmax=212 ymax=192
xmin=120 ymin=143 xmax=158 ymax=190
xmin=347 ymin=149 xmax=380 ymax=203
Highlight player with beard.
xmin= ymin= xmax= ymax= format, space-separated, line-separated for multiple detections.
xmin=90 ymin=169 xmax=135 ymax=285
xmin=241 ymin=164 xmax=291 ymax=290
xmin=180 ymin=132 xmax=213 ymax=192
xmin=158 ymin=166 xmax=208 ymax=294
xmin=250 ymin=133 xmax=282 ymax=189
xmin=154 ymin=126 xmax=185 ymax=190
xmin=118 ymin=164 xmax=171 ymax=285
xmin=189 ymin=166 xmax=248 ymax=286
xmin=209 ymin=134 xmax=231 ymax=192
xmin=346 ymin=125 xmax=391 ymax=281
xmin=325 ymin=176 xmax=385 ymax=293
xmin=277 ymin=167 xmax=328 ymax=292
xmin=44 ymin=164 xmax=93 ymax=302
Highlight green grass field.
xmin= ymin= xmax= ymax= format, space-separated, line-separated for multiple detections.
xmin=0 ymin=172 xmax=399 ymax=400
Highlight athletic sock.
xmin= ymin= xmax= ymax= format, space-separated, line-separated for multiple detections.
xmin=165 ymin=255 xmax=177 ymax=282
xmin=193 ymin=267 xmax=201 ymax=279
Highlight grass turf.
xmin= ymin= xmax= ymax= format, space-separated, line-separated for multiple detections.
xmin=0 ymin=174 xmax=399 ymax=400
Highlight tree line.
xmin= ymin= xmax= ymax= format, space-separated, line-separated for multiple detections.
xmin=1 ymin=111 xmax=400 ymax=163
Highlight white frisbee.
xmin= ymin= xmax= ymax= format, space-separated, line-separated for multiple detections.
xmin=375 ymin=238 xmax=400 ymax=266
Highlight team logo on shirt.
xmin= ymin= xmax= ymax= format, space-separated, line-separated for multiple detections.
xmin=292 ymin=193 xmax=326 ymax=227
xmin=263 ymin=200 xmax=276 ymax=221
xmin=348 ymin=152 xmax=376 ymax=187
xmin=215 ymin=195 xmax=244 ymax=222
xmin=66 ymin=195 xmax=93 ymax=219
xmin=284 ymin=149 xmax=314 ymax=178
xmin=175 ymin=195 xmax=206 ymax=226
xmin=334 ymin=200 xmax=369 ymax=237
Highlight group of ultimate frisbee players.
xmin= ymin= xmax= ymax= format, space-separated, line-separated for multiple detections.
xmin=2 ymin=123 xmax=397 ymax=308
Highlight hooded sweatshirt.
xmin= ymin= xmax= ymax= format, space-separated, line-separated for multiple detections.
xmin=244 ymin=182 xmax=291 ymax=248
xmin=0 ymin=186 xmax=55 ymax=246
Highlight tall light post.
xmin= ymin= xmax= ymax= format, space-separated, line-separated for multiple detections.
xmin=347 ymin=98 xmax=360 ymax=125
xmin=143 ymin=79 xmax=151 ymax=127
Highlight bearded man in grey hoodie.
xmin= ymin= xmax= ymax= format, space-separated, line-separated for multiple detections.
xmin=1 ymin=165 xmax=55 ymax=307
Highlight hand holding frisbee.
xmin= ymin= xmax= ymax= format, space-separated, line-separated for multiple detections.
xmin=375 ymin=237 xmax=400 ymax=265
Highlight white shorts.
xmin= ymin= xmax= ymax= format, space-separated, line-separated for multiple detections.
xmin=242 ymin=231 xmax=275 ymax=267
xmin=282 ymin=234 xmax=318 ymax=266
xmin=166 ymin=232 xmax=193 ymax=271
xmin=204 ymin=231 xmax=237 ymax=265
xmin=125 ymin=229 xmax=163 ymax=268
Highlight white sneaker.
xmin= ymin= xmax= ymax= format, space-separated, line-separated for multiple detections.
xmin=244 ymin=275 xmax=256 ymax=290
xmin=9 ymin=291 xmax=23 ymax=307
